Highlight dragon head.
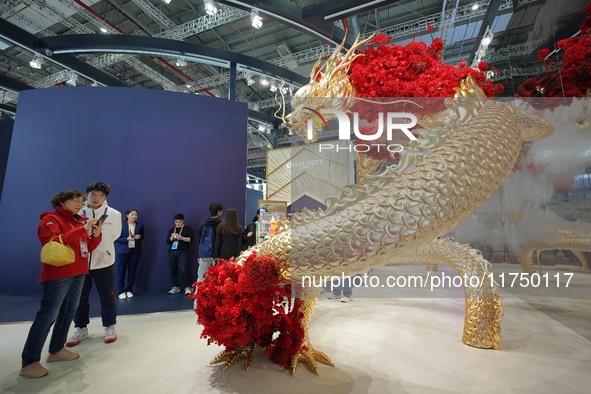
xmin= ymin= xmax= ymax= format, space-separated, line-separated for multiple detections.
xmin=278 ymin=34 xmax=373 ymax=143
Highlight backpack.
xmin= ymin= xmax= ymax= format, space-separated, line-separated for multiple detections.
xmin=198 ymin=224 xmax=215 ymax=258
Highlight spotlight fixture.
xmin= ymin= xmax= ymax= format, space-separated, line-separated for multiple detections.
xmin=269 ymin=80 xmax=277 ymax=92
xmin=204 ymin=0 xmax=218 ymax=15
xmin=176 ymin=58 xmax=187 ymax=67
xmin=29 ymin=54 xmax=43 ymax=69
xmin=471 ymin=4 xmax=479 ymax=11
xmin=65 ymin=71 xmax=78 ymax=86
xmin=163 ymin=0 xmax=172 ymax=4
xmin=259 ymin=76 xmax=269 ymax=86
xmin=258 ymin=124 xmax=266 ymax=132
xmin=244 ymin=72 xmax=255 ymax=86
xmin=251 ymin=10 xmax=263 ymax=29
xmin=100 ymin=27 xmax=108 ymax=33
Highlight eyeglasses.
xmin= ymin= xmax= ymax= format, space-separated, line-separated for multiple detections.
xmin=88 ymin=192 xmax=106 ymax=199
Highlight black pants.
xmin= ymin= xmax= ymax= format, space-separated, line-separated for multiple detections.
xmin=168 ymin=250 xmax=189 ymax=289
xmin=74 ymin=265 xmax=117 ymax=328
xmin=116 ymin=249 xmax=142 ymax=294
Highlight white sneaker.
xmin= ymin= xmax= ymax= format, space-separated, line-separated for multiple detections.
xmin=126 ymin=292 xmax=134 ymax=298
xmin=340 ymin=297 xmax=352 ymax=303
xmin=104 ymin=325 xmax=117 ymax=343
xmin=66 ymin=327 xmax=89 ymax=347
xmin=168 ymin=286 xmax=181 ymax=295
xmin=118 ymin=293 xmax=126 ymax=300
xmin=184 ymin=287 xmax=192 ymax=295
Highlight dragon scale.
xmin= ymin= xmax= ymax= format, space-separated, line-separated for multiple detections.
xmin=519 ymin=229 xmax=591 ymax=273
xmin=246 ymin=100 xmax=535 ymax=281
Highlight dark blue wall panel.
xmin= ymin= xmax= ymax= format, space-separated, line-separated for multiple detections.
xmin=0 ymin=119 xmax=14 ymax=203
xmin=0 ymin=87 xmax=247 ymax=295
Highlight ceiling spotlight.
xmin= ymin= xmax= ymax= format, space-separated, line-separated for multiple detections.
xmin=244 ymin=72 xmax=255 ymax=86
xmin=471 ymin=4 xmax=479 ymax=10
xmin=176 ymin=58 xmax=187 ymax=67
xmin=251 ymin=10 xmax=263 ymax=29
xmin=29 ymin=54 xmax=43 ymax=69
xmin=259 ymin=76 xmax=269 ymax=86
xmin=204 ymin=0 xmax=218 ymax=15
xmin=269 ymin=80 xmax=277 ymax=92
xmin=65 ymin=71 xmax=78 ymax=86
xmin=258 ymin=124 xmax=266 ymax=132
xmin=163 ymin=0 xmax=172 ymax=4
xmin=100 ymin=27 xmax=108 ymax=33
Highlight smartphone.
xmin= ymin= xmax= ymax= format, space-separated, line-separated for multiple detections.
xmin=95 ymin=214 xmax=108 ymax=226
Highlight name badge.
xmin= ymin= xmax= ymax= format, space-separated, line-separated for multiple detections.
xmin=128 ymin=239 xmax=136 ymax=248
xmin=171 ymin=241 xmax=178 ymax=250
xmin=80 ymin=240 xmax=89 ymax=258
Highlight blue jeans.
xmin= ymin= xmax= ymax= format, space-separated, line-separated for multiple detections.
xmin=168 ymin=250 xmax=189 ymax=289
xmin=332 ymin=284 xmax=353 ymax=297
xmin=22 ymin=275 xmax=85 ymax=367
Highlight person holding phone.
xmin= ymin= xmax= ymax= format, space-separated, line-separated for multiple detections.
xmin=115 ymin=209 xmax=144 ymax=299
xmin=67 ymin=182 xmax=122 ymax=346
xmin=20 ymin=189 xmax=102 ymax=379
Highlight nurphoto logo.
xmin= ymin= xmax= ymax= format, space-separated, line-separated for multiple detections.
xmin=304 ymin=108 xmax=416 ymax=153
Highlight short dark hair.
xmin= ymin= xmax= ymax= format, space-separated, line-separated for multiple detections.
xmin=174 ymin=213 xmax=185 ymax=221
xmin=86 ymin=182 xmax=111 ymax=196
xmin=209 ymin=202 xmax=224 ymax=216
xmin=51 ymin=190 xmax=83 ymax=208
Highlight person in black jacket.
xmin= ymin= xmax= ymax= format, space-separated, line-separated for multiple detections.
xmin=214 ymin=208 xmax=243 ymax=261
xmin=165 ymin=213 xmax=194 ymax=295
xmin=243 ymin=209 xmax=259 ymax=249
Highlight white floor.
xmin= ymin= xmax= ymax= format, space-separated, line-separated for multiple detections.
xmin=1 ymin=290 xmax=590 ymax=394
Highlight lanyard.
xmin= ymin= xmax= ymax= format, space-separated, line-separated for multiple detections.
xmin=128 ymin=223 xmax=136 ymax=237
xmin=174 ymin=225 xmax=184 ymax=236
xmin=82 ymin=206 xmax=108 ymax=221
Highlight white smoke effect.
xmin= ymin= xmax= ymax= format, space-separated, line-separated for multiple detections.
xmin=454 ymin=98 xmax=591 ymax=253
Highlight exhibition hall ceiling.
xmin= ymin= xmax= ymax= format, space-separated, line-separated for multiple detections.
xmin=0 ymin=0 xmax=588 ymax=174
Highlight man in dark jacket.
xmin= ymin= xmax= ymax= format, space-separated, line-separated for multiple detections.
xmin=195 ymin=202 xmax=223 ymax=288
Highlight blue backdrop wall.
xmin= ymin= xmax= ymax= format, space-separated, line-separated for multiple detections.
xmin=0 ymin=118 xmax=14 ymax=202
xmin=0 ymin=87 xmax=247 ymax=295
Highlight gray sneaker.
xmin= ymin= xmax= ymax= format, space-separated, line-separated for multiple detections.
xmin=168 ymin=286 xmax=181 ymax=295
xmin=104 ymin=325 xmax=117 ymax=343
xmin=66 ymin=327 xmax=89 ymax=347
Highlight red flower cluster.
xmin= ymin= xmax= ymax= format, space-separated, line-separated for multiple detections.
xmin=194 ymin=251 xmax=305 ymax=369
xmin=518 ymin=0 xmax=591 ymax=100
xmin=349 ymin=35 xmax=504 ymax=98
xmin=346 ymin=34 xmax=503 ymax=160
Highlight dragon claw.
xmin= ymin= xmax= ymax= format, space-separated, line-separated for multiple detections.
xmin=210 ymin=344 xmax=257 ymax=372
xmin=290 ymin=348 xmax=334 ymax=375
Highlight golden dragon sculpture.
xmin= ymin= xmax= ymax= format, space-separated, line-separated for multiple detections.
xmin=209 ymin=36 xmax=554 ymax=374
xmin=519 ymin=229 xmax=591 ymax=273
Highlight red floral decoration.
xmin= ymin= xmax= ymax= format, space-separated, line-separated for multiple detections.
xmin=347 ymin=34 xmax=504 ymax=160
xmin=193 ymin=251 xmax=305 ymax=369
xmin=518 ymin=0 xmax=591 ymax=101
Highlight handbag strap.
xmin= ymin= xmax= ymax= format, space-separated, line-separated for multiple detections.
xmin=49 ymin=235 xmax=65 ymax=245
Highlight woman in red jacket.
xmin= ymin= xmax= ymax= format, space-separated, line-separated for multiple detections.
xmin=20 ymin=190 xmax=102 ymax=379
